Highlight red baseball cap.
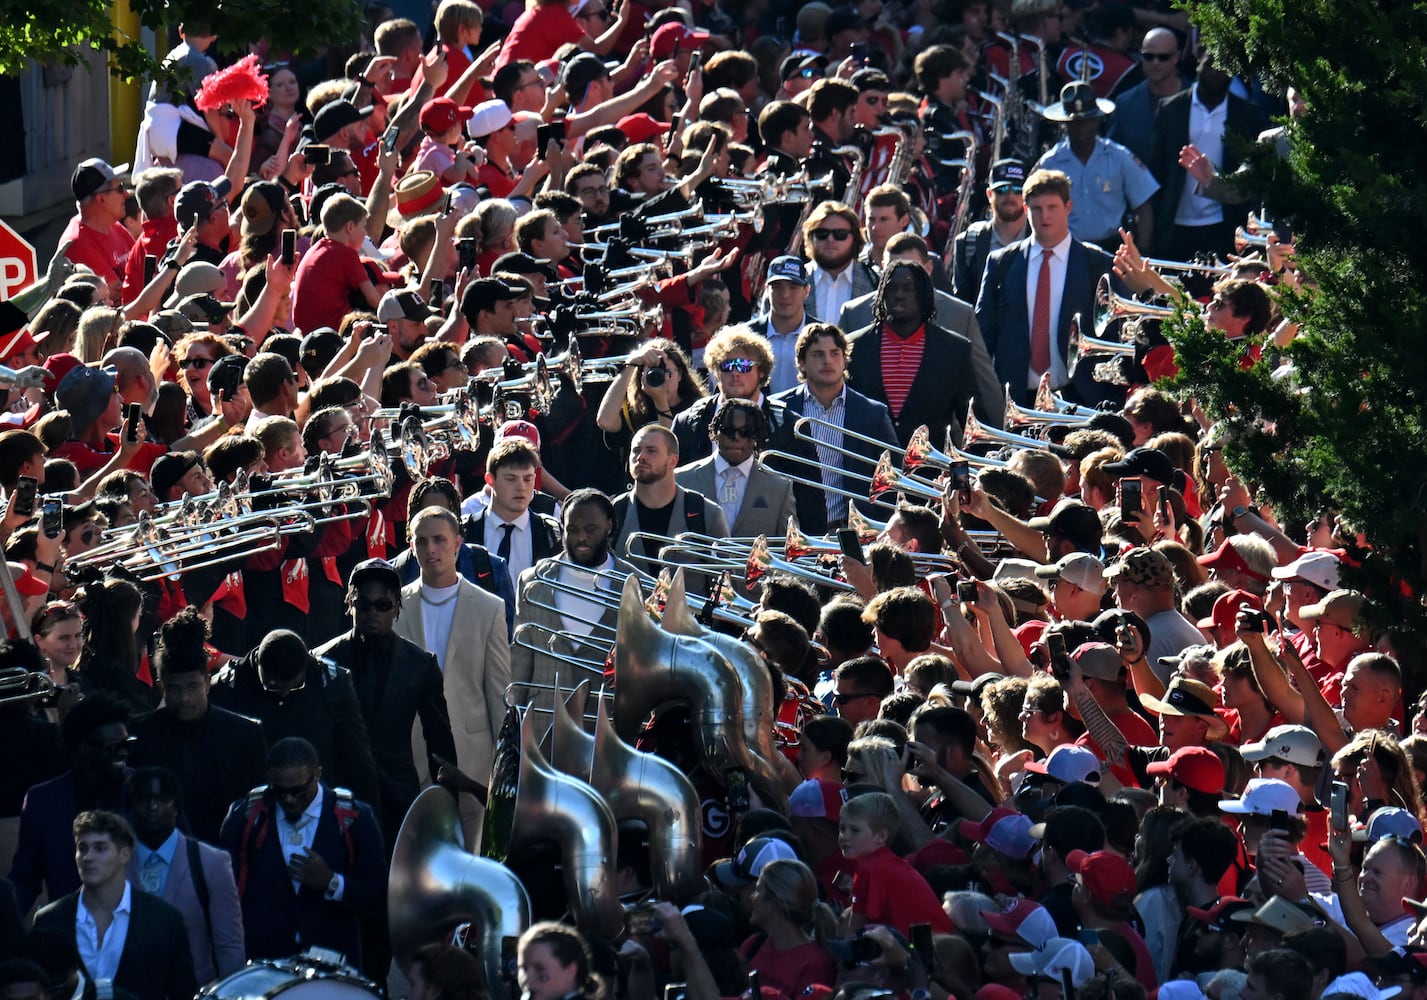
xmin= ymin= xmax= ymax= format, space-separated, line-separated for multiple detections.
xmin=1198 ymin=537 xmax=1271 ymax=581
xmin=42 ymin=352 xmax=83 ymax=394
xmin=0 ymin=328 xmax=36 ymax=362
xmin=617 ymin=112 xmax=671 ymax=145
xmin=1145 ymin=746 xmax=1226 ymax=795
xmin=1195 ymin=588 xmax=1264 ymax=632
xmin=497 ymin=419 xmax=541 ymax=447
xmin=1186 ymin=896 xmax=1254 ymax=931
xmin=419 ymin=97 xmax=474 ymax=134
xmin=650 ymin=22 xmax=710 ymax=59
xmin=1065 ymin=849 xmax=1137 ymax=907
xmin=979 ymin=899 xmax=1056 ymax=948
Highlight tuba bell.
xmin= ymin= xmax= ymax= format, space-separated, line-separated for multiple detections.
xmin=388 ymin=787 xmax=531 ymax=1000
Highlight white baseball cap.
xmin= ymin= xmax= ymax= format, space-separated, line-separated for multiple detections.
xmin=1218 ymin=777 xmax=1301 ymax=816
xmin=1271 ymin=550 xmax=1342 ymax=592
xmin=1239 ymin=724 xmax=1324 ymax=767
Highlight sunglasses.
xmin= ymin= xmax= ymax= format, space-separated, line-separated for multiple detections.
xmin=90 ymin=736 xmax=137 ymax=757
xmin=262 ymin=674 xmax=307 ymax=694
xmin=720 ymin=424 xmax=757 ymax=440
xmin=1140 ymin=51 xmax=1176 ymax=61
xmin=812 ymin=228 xmax=853 ymax=241
xmin=271 ymin=775 xmax=315 ymax=799
xmin=180 ymin=357 xmax=215 ymax=370
xmin=718 ymin=358 xmax=757 ymax=374
xmin=354 ymin=598 xmax=396 ymax=613
xmin=832 ymin=691 xmax=875 ymax=705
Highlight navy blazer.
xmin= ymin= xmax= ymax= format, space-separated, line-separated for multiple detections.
xmin=10 ymin=772 xmax=129 ymax=914
xmin=220 ymin=784 xmax=386 ymax=965
xmin=33 ymin=887 xmax=197 ymax=1000
xmin=768 ymin=383 xmax=899 ymax=535
xmin=844 ymin=322 xmax=978 ymax=448
xmin=974 ymin=237 xmax=1117 ymax=405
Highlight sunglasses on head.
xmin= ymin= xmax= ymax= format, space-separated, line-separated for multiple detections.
xmin=718 ymin=358 xmax=757 ymax=374
xmin=812 ymin=228 xmax=853 ymax=241
xmin=354 ymin=598 xmax=396 ymax=613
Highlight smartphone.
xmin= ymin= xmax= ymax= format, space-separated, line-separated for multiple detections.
xmin=746 ymin=973 xmax=760 ymax=1000
xmin=1269 ymin=808 xmax=1293 ymax=833
xmin=304 ymin=143 xmax=331 ymax=166
xmin=1046 ymin=632 xmax=1070 ymax=681
xmin=125 ymin=402 xmax=141 ymax=442
xmin=537 ymin=121 xmax=566 ymax=153
xmin=1119 ymin=477 xmax=1143 ymax=519
xmin=850 ymin=41 xmax=868 ymax=65
xmin=1157 ymin=483 xmax=1170 ymax=519
xmin=457 ymin=237 xmax=478 ymax=272
xmin=429 ymin=282 xmax=444 ymax=311
xmin=957 ymin=580 xmax=977 ymax=604
xmin=725 ymin=767 xmax=750 ymax=813
xmin=1240 ymin=609 xmax=1269 ymax=634
xmin=12 ymin=476 xmax=36 ymax=519
xmin=689 ymin=50 xmax=703 ymax=75
xmin=626 ymin=907 xmax=662 ymax=935
xmin=143 ymin=254 xmax=158 ymax=284
xmin=41 ymin=497 xmax=62 ymax=539
xmin=382 ymin=124 xmax=400 ymax=154
xmin=837 ymin=527 xmax=864 ymax=564
xmin=1078 ymin=928 xmax=1100 ymax=947
xmin=1330 ymin=780 xmax=1349 ymax=831
xmin=281 ymin=229 xmax=297 ymax=268
xmin=442 ymin=191 xmax=454 ymax=216
xmin=910 ymin=923 xmax=936 ymax=973
xmin=949 ymin=459 xmax=972 ymax=502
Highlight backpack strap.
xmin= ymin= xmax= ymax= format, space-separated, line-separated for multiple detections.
xmin=234 ymin=787 xmax=270 ymax=898
xmin=186 ymin=836 xmax=218 ymax=974
xmin=330 ymin=787 xmax=360 ymax=872
xmin=681 ymin=489 xmax=708 ymax=537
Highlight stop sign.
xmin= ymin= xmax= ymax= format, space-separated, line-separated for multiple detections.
xmin=0 ymin=220 xmax=37 ymax=302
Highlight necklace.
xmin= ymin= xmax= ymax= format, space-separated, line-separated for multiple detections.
xmin=654 ymin=406 xmax=675 ymax=419
xmin=421 ymin=586 xmax=460 ymax=608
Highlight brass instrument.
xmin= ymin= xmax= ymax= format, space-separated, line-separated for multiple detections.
xmin=1093 ymin=275 xmax=1176 ymax=337
xmin=941 ymin=129 xmax=980 ymax=270
xmin=0 ymin=668 xmax=54 ymax=706
xmin=544 ymin=680 xmax=596 ymax=778
xmin=388 ymin=787 xmax=530 ymax=998
xmin=834 ymin=143 xmax=867 ymax=213
xmin=903 ymin=423 xmax=1009 ymax=472
xmin=744 ymin=534 xmax=856 ymax=593
xmin=962 ymin=403 xmax=1060 ymax=454
xmin=1035 ymin=373 xmax=1099 ymax=418
xmin=569 ymin=242 xmax=694 ymax=267
xmin=586 ymin=203 xmax=706 ymax=239
xmin=1005 ymin=393 xmax=1095 ymax=432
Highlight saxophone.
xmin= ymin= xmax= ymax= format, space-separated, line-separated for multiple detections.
xmin=882 ymin=123 xmax=915 ymax=190
xmin=834 ymin=143 xmax=867 ymax=213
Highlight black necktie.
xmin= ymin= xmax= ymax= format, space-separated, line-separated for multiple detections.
xmin=498 ymin=522 xmax=514 ymax=563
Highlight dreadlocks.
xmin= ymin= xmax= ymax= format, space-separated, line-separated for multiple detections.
xmin=709 ymin=397 xmax=770 ymax=449
xmin=871 ymin=259 xmax=937 ymax=332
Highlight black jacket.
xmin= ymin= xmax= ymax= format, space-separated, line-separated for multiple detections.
xmin=34 ymin=888 xmax=197 ymax=1000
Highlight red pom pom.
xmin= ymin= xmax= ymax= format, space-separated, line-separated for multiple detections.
xmin=194 ymin=54 xmax=270 ymax=112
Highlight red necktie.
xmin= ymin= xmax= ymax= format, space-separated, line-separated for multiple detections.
xmin=1031 ymin=248 xmax=1053 ymax=375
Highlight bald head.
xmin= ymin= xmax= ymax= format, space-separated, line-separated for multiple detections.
xmin=102 ymin=346 xmax=159 ymax=413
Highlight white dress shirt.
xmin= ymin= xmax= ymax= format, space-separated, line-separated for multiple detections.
xmin=76 ymin=881 xmax=132 ymax=984
xmin=277 ymin=785 xmax=345 ymax=899
xmin=809 ymin=263 xmax=855 ymax=330
xmin=1176 ymin=86 xmax=1230 ymax=226
xmin=1023 ymin=233 xmax=1073 ymax=390
xmin=712 ymin=453 xmax=756 ymax=528
xmin=483 ymin=507 xmax=533 ymax=591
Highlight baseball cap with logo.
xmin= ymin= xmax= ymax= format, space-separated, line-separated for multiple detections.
xmin=766 ymin=255 xmax=809 ymax=287
xmin=461 ymin=277 xmax=525 ymax=320
xmin=1145 ymin=746 xmax=1226 ymax=795
xmin=1022 ymin=745 xmax=1102 ymax=786
xmin=989 ymin=158 xmax=1027 ymax=191
xmin=1008 ymin=939 xmax=1094 ymax=986
xmin=1198 ymin=537 xmax=1272 ymax=581
xmin=1028 ymin=500 xmax=1102 ymax=551
xmin=1034 ymin=552 xmax=1107 ymax=595
xmin=1300 ymin=589 xmax=1366 ymax=632
xmin=420 ymin=97 xmax=475 ymax=134
xmin=1218 ymin=777 xmax=1301 ymax=816
xmin=1271 ymin=550 xmax=1342 ymax=593
xmin=1195 ymin=588 xmax=1264 ymax=632
xmin=175 ymin=177 xmax=233 ymax=229
xmin=71 ymin=158 xmax=130 ymax=201
xmin=56 ymin=364 xmax=118 ymax=432
xmin=959 ymin=806 xmax=1036 ymax=859
xmin=496 ymin=419 xmax=541 ymax=447
xmin=377 ymin=289 xmax=434 ymax=324
xmin=1239 ymin=724 xmax=1324 ymax=768
xmin=711 ymin=835 xmax=799 ymax=886
xmin=980 ymin=899 xmax=1057 ymax=949
xmin=789 ymin=778 xmax=847 ymax=822
xmin=1139 ymin=677 xmax=1229 ymax=738
xmin=1103 ymin=446 xmax=1176 ymax=485
xmin=651 ymin=22 xmax=711 ymax=59
xmin=1355 ymin=806 xmax=1424 ymax=844
xmin=1104 ymin=546 xmax=1174 ymax=589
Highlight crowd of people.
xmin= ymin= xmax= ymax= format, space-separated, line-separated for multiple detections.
xmin=0 ymin=0 xmax=1394 ymax=998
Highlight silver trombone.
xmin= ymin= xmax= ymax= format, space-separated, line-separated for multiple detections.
xmin=1034 ymin=373 xmax=1100 ymax=418
xmin=962 ymin=404 xmax=1060 ymax=454
xmin=759 ymin=449 xmax=902 ymax=514
xmin=585 ymin=203 xmax=706 ymax=239
xmin=1094 ymin=274 xmax=1175 ymax=337
xmin=903 ymin=424 xmax=1009 ymax=473
xmin=569 ymin=242 xmax=694 ymax=267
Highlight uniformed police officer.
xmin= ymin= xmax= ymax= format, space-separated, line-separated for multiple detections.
xmin=1034 ymin=81 xmax=1160 ymax=250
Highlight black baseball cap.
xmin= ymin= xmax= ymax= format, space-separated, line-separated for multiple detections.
xmin=990 ymin=158 xmax=1027 ymax=192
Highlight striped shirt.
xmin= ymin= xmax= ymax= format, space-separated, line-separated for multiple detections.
xmin=881 ymin=325 xmax=926 ymax=417
xmin=805 ymin=386 xmax=848 ymax=520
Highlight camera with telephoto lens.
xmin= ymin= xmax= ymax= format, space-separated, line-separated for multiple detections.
xmin=642 ymin=366 xmax=670 ymax=388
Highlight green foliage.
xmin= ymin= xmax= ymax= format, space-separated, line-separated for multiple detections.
xmin=1163 ymin=0 xmax=1427 ymax=642
xmin=0 ymin=0 xmax=363 ymax=79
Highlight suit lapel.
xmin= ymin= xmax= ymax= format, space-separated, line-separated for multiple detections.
xmin=167 ymin=837 xmax=190 ymax=904
xmin=441 ymin=582 xmax=467 ymax=667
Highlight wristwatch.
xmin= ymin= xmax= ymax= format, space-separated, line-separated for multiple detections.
xmin=326 ymin=874 xmax=340 ymax=896
xmin=1231 ymin=505 xmax=1250 ymax=522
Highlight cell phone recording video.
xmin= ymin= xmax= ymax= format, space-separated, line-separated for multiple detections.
xmin=837 ymin=528 xmax=864 ymax=565
xmin=125 ymin=402 xmax=141 ymax=442
xmin=12 ymin=477 xmax=36 ymax=519
xmin=41 ymin=498 xmax=62 ymax=539
xmin=303 ymin=144 xmax=331 ymax=166
xmin=281 ymin=229 xmax=297 ymax=268
xmin=1119 ymin=478 xmax=1142 ymax=518
xmin=957 ymin=580 xmax=977 ymax=604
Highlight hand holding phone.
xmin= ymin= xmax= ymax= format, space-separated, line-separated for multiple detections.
xmin=41 ymin=498 xmax=62 ymax=539
xmin=957 ymin=580 xmax=977 ymax=603
xmin=1330 ymin=781 xmax=1349 ymax=832
xmin=11 ymin=477 xmax=36 ymax=520
xmin=837 ymin=527 xmax=864 ymax=565
xmin=1046 ymin=632 xmax=1070 ymax=681
xmin=281 ymin=229 xmax=297 ymax=268
xmin=1119 ymin=478 xmax=1143 ymax=519
xmin=125 ymin=402 xmax=141 ymax=442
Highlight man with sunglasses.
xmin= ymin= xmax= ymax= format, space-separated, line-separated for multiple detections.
xmin=671 ymin=326 xmax=784 ymax=463
xmin=802 ymin=202 xmax=876 ymax=326
xmin=315 ymin=559 xmax=457 ymax=846
xmin=62 ymin=159 xmax=136 ymax=303
xmin=1106 ymin=29 xmax=1189 ymax=170
xmin=675 ymin=398 xmax=795 ymax=540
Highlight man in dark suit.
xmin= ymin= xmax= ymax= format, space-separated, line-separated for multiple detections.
xmin=124 ymin=768 xmax=245 ymax=984
xmin=770 ymin=324 xmax=899 ymax=534
xmin=846 ymin=261 xmax=977 ymax=448
xmin=10 ymin=694 xmax=133 ymax=915
xmin=129 ymin=611 xmax=267 ymax=845
xmin=975 ymin=168 xmax=1118 ymax=406
xmin=676 ymin=398 xmax=796 ymax=539
xmin=1148 ymin=53 xmax=1266 ymax=261
xmin=220 ymin=737 xmax=386 ymax=967
xmin=209 ymin=631 xmax=382 ymax=818
xmin=314 ymin=558 xmax=458 ymax=845
xmin=32 ymin=810 xmax=196 ymax=1000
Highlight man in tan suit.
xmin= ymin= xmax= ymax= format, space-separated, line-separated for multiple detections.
xmin=395 ymin=506 xmax=510 ymax=845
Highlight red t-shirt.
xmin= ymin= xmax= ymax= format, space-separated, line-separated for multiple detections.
xmin=496 ymin=5 xmax=585 ymax=72
xmin=849 ymin=845 xmax=954 ymax=936
xmin=292 ymin=238 xmax=369 ymax=333
xmin=61 ymin=216 xmax=136 ymax=292
xmin=50 ymin=438 xmax=167 ymax=477
xmin=476 ymin=161 xmax=517 ymax=200
xmin=122 ymin=216 xmax=178 ymax=304
xmin=740 ymin=937 xmax=837 ymax=999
